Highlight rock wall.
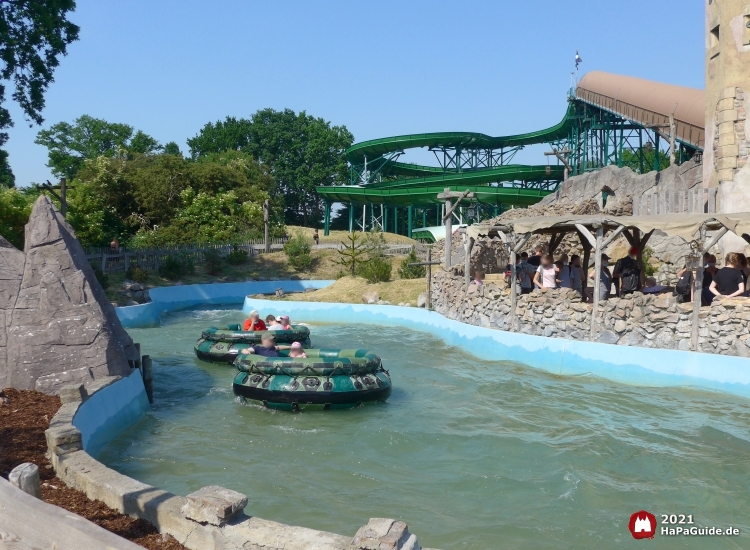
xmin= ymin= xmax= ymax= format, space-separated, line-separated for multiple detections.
xmin=0 ymin=196 xmax=137 ymax=394
xmin=432 ymin=269 xmax=750 ymax=358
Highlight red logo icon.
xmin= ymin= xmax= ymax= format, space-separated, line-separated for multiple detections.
xmin=628 ymin=510 xmax=657 ymax=539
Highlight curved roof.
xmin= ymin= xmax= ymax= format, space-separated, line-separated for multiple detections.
xmin=576 ymin=71 xmax=705 ymax=148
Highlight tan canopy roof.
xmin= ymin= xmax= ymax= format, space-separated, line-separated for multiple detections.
xmin=467 ymin=212 xmax=750 ymax=243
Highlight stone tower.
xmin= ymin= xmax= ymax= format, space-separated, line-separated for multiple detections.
xmin=705 ymin=0 xmax=750 ymax=217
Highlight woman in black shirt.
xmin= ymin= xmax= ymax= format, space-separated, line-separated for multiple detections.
xmin=707 ymin=252 xmax=745 ymax=302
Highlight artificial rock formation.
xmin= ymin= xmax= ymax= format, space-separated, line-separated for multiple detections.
xmin=0 ymin=196 xmax=137 ymax=394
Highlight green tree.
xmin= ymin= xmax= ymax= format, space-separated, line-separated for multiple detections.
xmin=620 ymin=146 xmax=670 ymax=174
xmin=0 ymin=1 xmax=79 ymax=146
xmin=187 ymin=109 xmax=353 ymax=226
xmin=163 ymin=141 xmax=182 ymax=156
xmin=0 ymin=187 xmax=35 ymax=248
xmin=0 ymin=149 xmax=15 ymax=187
xmin=35 ymin=115 xmax=161 ymax=179
xmin=337 ymin=232 xmax=367 ymax=277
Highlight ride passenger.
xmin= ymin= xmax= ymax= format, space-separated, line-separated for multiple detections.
xmin=533 ymin=255 xmax=558 ymax=289
xmin=288 ymin=341 xmax=307 ymax=358
xmin=278 ymin=315 xmax=292 ymax=329
xmin=243 ymin=310 xmax=267 ymax=332
xmin=266 ymin=314 xmax=283 ymax=329
xmin=240 ymin=333 xmax=290 ymax=357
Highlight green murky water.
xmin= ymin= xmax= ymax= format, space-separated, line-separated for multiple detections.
xmin=99 ymin=307 xmax=750 ymax=549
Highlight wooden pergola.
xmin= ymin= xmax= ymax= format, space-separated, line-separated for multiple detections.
xmin=459 ymin=213 xmax=750 ymax=350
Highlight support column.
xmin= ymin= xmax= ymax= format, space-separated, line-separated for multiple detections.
xmin=394 ymin=207 xmax=399 ymax=235
xmin=426 ymin=247 xmax=432 ymax=309
xmin=323 ymin=200 xmax=331 ymax=236
xmin=362 ymin=205 xmax=366 ymax=232
xmin=590 ymin=225 xmax=604 ymax=341
xmin=654 ymin=133 xmax=661 ymax=172
xmin=691 ymin=226 xmax=707 ymax=351
xmin=436 ymin=206 xmax=440 ymax=226
xmin=422 ymin=209 xmax=427 ymax=229
xmin=509 ymin=244 xmax=517 ymax=332
xmin=384 ymin=206 xmax=389 ymax=233
xmin=407 ymin=206 xmax=413 ymax=238
xmin=348 ymin=203 xmax=354 ymax=233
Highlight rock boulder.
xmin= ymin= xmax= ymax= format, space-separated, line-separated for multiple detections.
xmin=1 ymin=196 xmax=137 ymax=394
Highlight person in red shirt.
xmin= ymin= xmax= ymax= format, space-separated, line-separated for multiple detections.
xmin=243 ymin=310 xmax=267 ymax=332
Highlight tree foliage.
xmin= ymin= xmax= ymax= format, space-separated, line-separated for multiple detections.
xmin=0 ymin=186 xmax=36 ymax=248
xmin=0 ymin=1 xmax=80 ymax=146
xmin=0 ymin=149 xmax=15 ymax=187
xmin=187 ymin=109 xmax=353 ymax=226
xmin=35 ymin=114 xmax=161 ymax=179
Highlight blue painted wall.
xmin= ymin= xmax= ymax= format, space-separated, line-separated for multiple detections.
xmin=242 ymin=298 xmax=750 ymax=401
xmin=73 ymin=371 xmax=151 ymax=457
xmin=116 ymin=280 xmax=334 ymax=328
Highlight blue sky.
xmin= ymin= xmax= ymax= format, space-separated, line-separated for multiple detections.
xmin=4 ymin=0 xmax=704 ymax=187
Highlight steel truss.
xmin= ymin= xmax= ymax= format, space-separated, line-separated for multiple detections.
xmin=428 ymin=146 xmax=522 ymax=172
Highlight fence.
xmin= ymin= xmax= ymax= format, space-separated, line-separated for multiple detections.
xmin=632 ymin=186 xmax=718 ymax=216
xmin=88 ymin=242 xmax=427 ymax=274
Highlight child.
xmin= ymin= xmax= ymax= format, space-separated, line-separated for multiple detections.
xmin=472 ymin=271 xmax=485 ymax=285
xmin=533 ymin=255 xmax=559 ymax=289
xmin=288 ymin=341 xmax=306 ymax=358
xmin=278 ymin=315 xmax=292 ymax=329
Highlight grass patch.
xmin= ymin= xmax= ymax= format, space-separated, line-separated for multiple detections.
xmin=274 ymin=276 xmax=426 ymax=305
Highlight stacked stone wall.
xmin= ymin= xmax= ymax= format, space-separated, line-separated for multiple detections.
xmin=432 ymin=269 xmax=750 ymax=358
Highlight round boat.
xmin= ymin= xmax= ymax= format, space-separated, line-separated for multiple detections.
xmin=194 ymin=324 xmax=311 ymax=363
xmin=232 ymin=349 xmax=391 ymax=410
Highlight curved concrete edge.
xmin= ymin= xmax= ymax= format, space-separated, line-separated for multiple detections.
xmin=46 ymin=359 xmax=428 ymax=549
xmin=116 ymin=280 xmax=335 ymax=328
xmin=242 ymin=298 xmax=750 ymax=400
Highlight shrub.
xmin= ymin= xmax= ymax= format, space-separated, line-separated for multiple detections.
xmin=92 ymin=266 xmax=110 ymax=289
xmin=360 ymin=256 xmax=392 ymax=283
xmin=226 ymin=248 xmax=248 ymax=265
xmin=159 ymin=255 xmax=194 ymax=280
xmin=398 ymin=249 xmax=425 ymax=279
xmin=642 ymin=247 xmax=657 ymax=277
xmin=125 ymin=266 xmax=149 ymax=283
xmin=204 ymin=249 xmax=223 ymax=275
xmin=284 ymin=232 xmax=313 ymax=271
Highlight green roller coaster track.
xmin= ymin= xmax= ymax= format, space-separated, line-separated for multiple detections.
xmin=317 ymin=86 xmax=703 ymax=239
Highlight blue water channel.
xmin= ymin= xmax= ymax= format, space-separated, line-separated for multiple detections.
xmin=99 ymin=306 xmax=750 ymax=549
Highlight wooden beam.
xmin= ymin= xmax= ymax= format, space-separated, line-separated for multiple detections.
xmin=514 ymin=233 xmax=531 ymax=254
xmin=691 ymin=225 xmax=707 ymax=351
xmin=464 ymin=235 xmax=474 ymax=290
xmin=701 ymin=226 xmax=728 ymax=253
xmin=601 ymin=225 xmax=626 ymax=249
xmin=509 ymin=242 xmax=518 ymax=332
xmin=590 ymin=226 xmax=604 ymax=341
xmin=574 ymin=224 xmax=597 ymax=250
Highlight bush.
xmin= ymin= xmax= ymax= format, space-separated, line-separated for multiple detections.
xmin=226 ymin=248 xmax=248 ymax=265
xmin=159 ymin=255 xmax=194 ymax=280
xmin=398 ymin=249 xmax=425 ymax=279
xmin=284 ymin=232 xmax=313 ymax=271
xmin=125 ymin=265 xmax=149 ymax=283
xmin=204 ymin=249 xmax=223 ymax=275
xmin=642 ymin=247 xmax=657 ymax=277
xmin=360 ymin=256 xmax=392 ymax=283
xmin=92 ymin=266 xmax=110 ymax=289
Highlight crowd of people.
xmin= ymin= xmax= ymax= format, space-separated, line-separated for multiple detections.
xmin=471 ymin=243 xmax=750 ymax=306
xmin=239 ymin=310 xmax=306 ymax=358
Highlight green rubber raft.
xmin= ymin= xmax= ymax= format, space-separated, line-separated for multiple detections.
xmin=232 ymin=349 xmax=391 ymax=411
xmin=194 ymin=324 xmax=311 ymax=364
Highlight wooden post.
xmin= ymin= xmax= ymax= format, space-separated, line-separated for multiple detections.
xmin=101 ymin=252 xmax=107 ymax=274
xmin=691 ymin=225 xmax=707 ymax=351
xmin=464 ymin=235 xmax=473 ymax=290
xmin=263 ymin=199 xmax=270 ymax=254
xmin=142 ymin=355 xmax=153 ymax=404
xmin=427 ymin=247 xmax=432 ymax=309
xmin=134 ymin=343 xmax=141 ymax=370
xmin=509 ymin=240 xmax=518 ymax=332
xmin=669 ymin=113 xmax=676 ymax=166
xmin=590 ymin=225 xmax=604 ymax=341
xmin=444 ymin=192 xmax=453 ymax=269
xmin=9 ymin=463 xmax=41 ymax=499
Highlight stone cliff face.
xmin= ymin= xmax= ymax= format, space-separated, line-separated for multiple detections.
xmin=0 ymin=196 xmax=137 ymax=394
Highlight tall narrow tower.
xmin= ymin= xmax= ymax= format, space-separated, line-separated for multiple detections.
xmin=705 ymin=0 xmax=750 ymax=213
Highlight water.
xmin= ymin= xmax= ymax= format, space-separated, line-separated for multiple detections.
xmin=100 ymin=307 xmax=750 ymax=549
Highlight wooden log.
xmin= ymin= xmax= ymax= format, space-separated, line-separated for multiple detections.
xmin=9 ymin=462 xmax=41 ymax=499
xmin=142 ymin=355 xmax=154 ymax=404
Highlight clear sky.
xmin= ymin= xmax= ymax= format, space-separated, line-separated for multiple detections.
xmin=4 ymin=0 xmax=705 ymax=187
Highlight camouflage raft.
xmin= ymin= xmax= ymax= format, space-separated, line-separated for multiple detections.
xmin=194 ymin=324 xmax=311 ymax=364
xmin=232 ymin=349 xmax=392 ymax=411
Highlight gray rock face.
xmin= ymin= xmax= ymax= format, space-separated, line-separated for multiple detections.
xmin=1 ymin=196 xmax=137 ymax=394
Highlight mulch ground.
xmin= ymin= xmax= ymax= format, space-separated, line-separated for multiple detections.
xmin=0 ymin=388 xmax=187 ymax=550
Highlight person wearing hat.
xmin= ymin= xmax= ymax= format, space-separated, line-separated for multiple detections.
xmin=243 ymin=310 xmax=267 ymax=332
xmin=587 ymin=253 xmax=612 ymax=301
xmin=613 ymin=246 xmax=644 ymax=297
xmin=240 ymin=332 xmax=290 ymax=357
xmin=278 ymin=315 xmax=292 ymax=330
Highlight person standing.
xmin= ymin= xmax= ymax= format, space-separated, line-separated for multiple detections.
xmin=705 ymin=252 xmax=745 ymax=304
xmin=527 ymin=245 xmax=544 ymax=268
xmin=533 ymin=255 xmax=559 ymax=290
xmin=587 ymin=253 xmax=612 ymax=301
xmin=516 ymin=252 xmax=535 ymax=295
xmin=569 ymin=254 xmax=584 ymax=296
xmin=613 ymin=246 xmax=644 ymax=296
xmin=313 ymin=229 xmax=320 ymax=246
xmin=557 ymin=253 xmax=572 ymax=289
